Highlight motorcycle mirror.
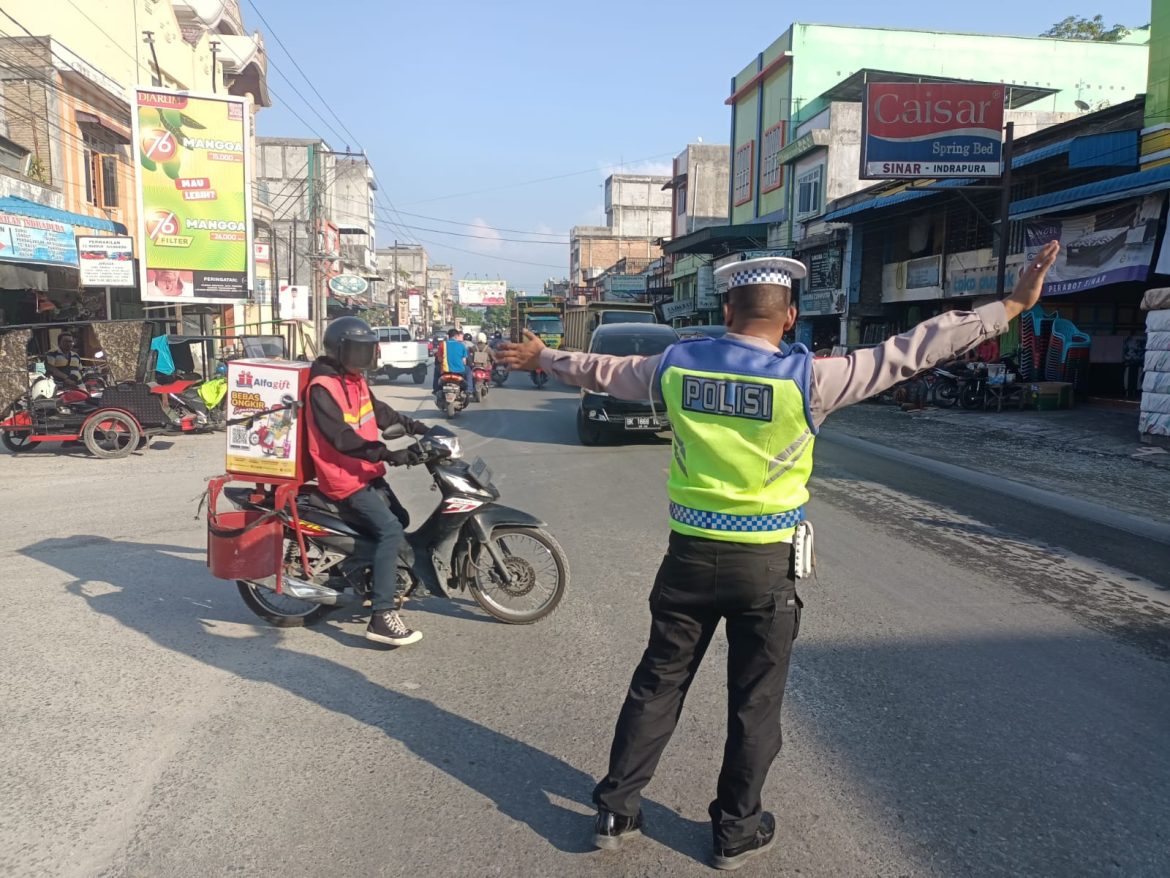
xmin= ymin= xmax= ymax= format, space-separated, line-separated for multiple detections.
xmin=382 ymin=423 xmax=408 ymax=440
xmin=94 ymin=350 xmax=106 ymax=359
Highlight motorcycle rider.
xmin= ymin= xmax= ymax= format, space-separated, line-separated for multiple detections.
xmin=433 ymin=327 xmax=472 ymax=397
xmin=305 ymin=316 xmax=429 ymax=646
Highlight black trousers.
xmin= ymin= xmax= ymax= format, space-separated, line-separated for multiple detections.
xmin=592 ymin=531 xmax=800 ymax=848
xmin=338 ymin=479 xmax=409 ymax=613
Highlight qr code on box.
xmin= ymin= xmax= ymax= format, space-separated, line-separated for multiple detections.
xmin=229 ymin=426 xmax=251 ymax=448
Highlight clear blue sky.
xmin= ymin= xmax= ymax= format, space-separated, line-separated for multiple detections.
xmin=249 ymin=0 xmax=1153 ymax=291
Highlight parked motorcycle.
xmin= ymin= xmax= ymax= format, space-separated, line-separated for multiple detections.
xmin=223 ymin=424 xmax=569 ymax=627
xmin=531 ymin=367 xmax=549 ymax=388
xmin=435 ymin=372 xmax=470 ymax=418
xmin=472 ymin=364 xmax=492 ymax=402
xmin=491 ymin=362 xmax=509 ymax=387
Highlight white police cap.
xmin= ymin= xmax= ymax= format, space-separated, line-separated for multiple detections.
xmin=714 ymin=256 xmax=807 ymax=291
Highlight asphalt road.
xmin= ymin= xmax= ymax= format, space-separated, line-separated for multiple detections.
xmin=2 ymin=374 xmax=1168 ymax=878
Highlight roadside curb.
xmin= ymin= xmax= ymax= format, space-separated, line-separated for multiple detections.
xmin=819 ymin=430 xmax=1170 ymax=546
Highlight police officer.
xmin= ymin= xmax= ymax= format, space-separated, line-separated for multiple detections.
xmin=499 ymin=241 xmax=1060 ymax=870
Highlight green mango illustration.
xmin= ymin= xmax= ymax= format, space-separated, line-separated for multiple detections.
xmin=162 ymin=159 xmax=182 ymax=180
xmin=160 ymin=108 xmax=184 ymax=129
xmin=179 ymin=113 xmax=206 ymax=130
xmin=140 ymin=153 xmax=157 ymax=172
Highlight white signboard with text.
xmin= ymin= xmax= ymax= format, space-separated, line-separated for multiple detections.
xmin=77 ymin=235 xmax=135 ymax=287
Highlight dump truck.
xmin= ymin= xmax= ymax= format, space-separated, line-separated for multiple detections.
xmin=563 ymin=301 xmax=657 ymax=352
xmin=511 ymin=297 xmax=566 ymax=349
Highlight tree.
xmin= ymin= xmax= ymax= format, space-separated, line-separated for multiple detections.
xmin=1040 ymin=14 xmax=1130 ymax=41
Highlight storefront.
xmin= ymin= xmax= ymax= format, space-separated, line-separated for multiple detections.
xmin=0 ymin=196 xmax=130 ymax=328
xmin=796 ymin=240 xmax=847 ymax=351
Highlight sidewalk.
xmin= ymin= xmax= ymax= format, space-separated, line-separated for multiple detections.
xmin=823 ymin=401 xmax=1170 ymax=526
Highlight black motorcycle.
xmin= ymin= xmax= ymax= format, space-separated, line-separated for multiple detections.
xmin=435 ymin=372 xmax=470 ymax=418
xmin=491 ymin=362 xmax=509 ymax=387
xmin=226 ymin=425 xmax=569 ymax=627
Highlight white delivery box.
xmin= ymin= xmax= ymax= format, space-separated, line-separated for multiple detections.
xmin=225 ymin=359 xmax=312 ymax=483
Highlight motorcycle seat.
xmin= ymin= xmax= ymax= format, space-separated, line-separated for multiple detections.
xmin=301 ymin=486 xmax=343 ymax=515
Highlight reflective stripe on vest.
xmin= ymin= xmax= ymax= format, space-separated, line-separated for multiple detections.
xmin=305 ymin=373 xmax=384 ymax=500
xmin=656 ymin=336 xmax=816 ymax=544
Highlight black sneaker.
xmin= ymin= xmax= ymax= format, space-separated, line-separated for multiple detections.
xmin=365 ymin=610 xmax=422 ymax=646
xmin=712 ymin=812 xmax=775 ymax=871
xmin=591 ymin=808 xmax=643 ymax=851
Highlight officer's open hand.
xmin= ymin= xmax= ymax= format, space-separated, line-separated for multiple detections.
xmin=497 ymin=329 xmax=546 ymax=372
xmin=1003 ymin=240 xmax=1060 ymax=320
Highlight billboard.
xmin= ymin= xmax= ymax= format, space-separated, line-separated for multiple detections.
xmin=458 ymin=279 xmax=506 ymax=306
xmin=1024 ymin=194 xmax=1164 ymax=296
xmin=861 ymin=82 xmax=1004 ymax=179
xmin=408 ymin=293 xmax=422 ymax=315
xmin=602 ymin=274 xmax=647 ymax=303
xmin=132 ymin=87 xmax=253 ymax=303
xmin=77 ymin=235 xmax=135 ymax=287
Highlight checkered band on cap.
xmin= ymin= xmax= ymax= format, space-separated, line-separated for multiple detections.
xmin=669 ymin=502 xmax=805 ymax=533
xmin=728 ymin=267 xmax=792 ymax=289
xmin=713 ymin=256 xmax=808 ymax=292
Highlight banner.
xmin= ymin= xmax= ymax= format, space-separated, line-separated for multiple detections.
xmin=1025 ymin=194 xmax=1164 ymax=296
xmin=0 ymin=213 xmax=78 ymax=266
xmin=861 ymin=82 xmax=1004 ymax=179
xmin=458 ymin=279 xmax=506 ymax=306
xmin=603 ymin=274 xmax=647 ymax=303
xmin=77 ymin=235 xmax=135 ymax=286
xmin=133 ymin=87 xmax=253 ymax=303
xmin=278 ymin=284 xmax=309 ymax=322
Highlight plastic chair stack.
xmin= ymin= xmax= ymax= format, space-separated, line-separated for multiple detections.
xmin=1045 ymin=318 xmax=1091 ymax=388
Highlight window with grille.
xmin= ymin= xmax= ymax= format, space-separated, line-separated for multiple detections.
xmin=761 ymin=123 xmax=786 ymax=193
xmin=795 ymin=165 xmax=823 ymax=219
xmin=733 ymin=141 xmax=754 ymax=206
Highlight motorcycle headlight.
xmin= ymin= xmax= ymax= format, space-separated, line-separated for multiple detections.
xmin=422 ymin=434 xmax=462 ymax=460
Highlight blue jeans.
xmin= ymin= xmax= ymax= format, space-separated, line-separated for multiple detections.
xmin=338 ymin=480 xmax=407 ymax=613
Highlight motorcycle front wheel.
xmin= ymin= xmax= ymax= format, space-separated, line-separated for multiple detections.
xmin=469 ymin=526 xmax=568 ymax=624
xmin=932 ymin=379 xmax=959 ymax=408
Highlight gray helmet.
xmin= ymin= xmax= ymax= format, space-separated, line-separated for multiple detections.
xmin=323 ymin=316 xmax=378 ymax=374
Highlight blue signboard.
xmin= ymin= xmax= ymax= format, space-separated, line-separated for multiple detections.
xmin=0 ymin=213 xmax=79 ymax=266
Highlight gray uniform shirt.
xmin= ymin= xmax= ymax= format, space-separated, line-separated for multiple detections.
xmin=537 ymin=301 xmax=1009 ymax=427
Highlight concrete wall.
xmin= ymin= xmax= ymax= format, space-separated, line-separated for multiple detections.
xmin=679 ymin=143 xmax=729 ymax=236
xmin=605 ymin=173 xmax=672 ymax=238
xmin=569 ymin=228 xmax=661 ymax=285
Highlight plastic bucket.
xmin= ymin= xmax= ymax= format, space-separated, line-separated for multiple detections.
xmin=207 ymin=509 xmax=283 ymax=581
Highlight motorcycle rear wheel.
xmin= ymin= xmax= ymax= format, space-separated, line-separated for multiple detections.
xmin=1 ymin=430 xmax=34 ymax=453
xmin=933 ymin=379 xmax=960 ymax=408
xmin=236 ymin=580 xmax=329 ymax=627
xmin=469 ymin=526 xmax=568 ymax=624
xmin=445 ymin=401 xmax=456 ymax=418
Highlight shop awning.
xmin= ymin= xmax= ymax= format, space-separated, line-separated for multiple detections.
xmin=821 ymin=178 xmax=972 ymax=223
xmin=0 ymin=196 xmax=126 ymax=234
xmin=1009 ymin=163 xmax=1170 ymax=220
xmin=663 ymin=222 xmax=770 ymax=256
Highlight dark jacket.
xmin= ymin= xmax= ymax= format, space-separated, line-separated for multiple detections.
xmin=308 ymin=359 xmax=425 ymax=463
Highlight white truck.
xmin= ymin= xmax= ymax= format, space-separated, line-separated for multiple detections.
xmin=372 ymin=326 xmax=429 ymax=384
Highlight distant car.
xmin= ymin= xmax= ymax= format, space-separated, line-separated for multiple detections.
xmin=576 ymin=323 xmax=679 ymax=446
xmin=676 ymin=324 xmax=727 ymax=340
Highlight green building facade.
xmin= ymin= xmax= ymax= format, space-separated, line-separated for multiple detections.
xmin=728 ymin=23 xmax=1151 ymax=232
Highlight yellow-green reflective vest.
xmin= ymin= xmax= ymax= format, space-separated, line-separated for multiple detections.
xmin=655 ymin=336 xmax=816 ymax=544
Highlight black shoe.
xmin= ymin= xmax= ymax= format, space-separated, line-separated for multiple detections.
xmin=712 ymin=812 xmax=775 ymax=871
xmin=365 ymin=610 xmax=422 ymax=646
xmin=591 ymin=808 xmax=643 ymax=851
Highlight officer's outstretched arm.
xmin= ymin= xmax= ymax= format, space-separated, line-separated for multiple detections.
xmin=499 ymin=330 xmax=662 ymax=400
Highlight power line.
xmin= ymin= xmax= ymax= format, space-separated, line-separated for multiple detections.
xmin=407 ymin=235 xmax=567 ymax=270
xmin=370 ymin=209 xmax=568 ymax=244
xmin=399 ymin=151 xmax=677 ymax=205
xmin=385 ymin=207 xmax=570 ymax=238
xmin=241 ymin=0 xmax=363 ymax=151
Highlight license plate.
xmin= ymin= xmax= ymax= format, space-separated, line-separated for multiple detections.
xmin=624 ymin=416 xmax=660 ymax=430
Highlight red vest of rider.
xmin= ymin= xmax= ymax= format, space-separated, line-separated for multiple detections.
xmin=305 ymin=373 xmax=384 ymax=500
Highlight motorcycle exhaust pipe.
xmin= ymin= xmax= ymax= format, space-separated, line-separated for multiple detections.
xmin=279 ymin=576 xmax=343 ymax=605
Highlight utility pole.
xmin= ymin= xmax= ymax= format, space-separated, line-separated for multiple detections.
xmin=307 ymin=143 xmax=325 ymax=348
xmin=393 ymin=239 xmax=399 ymax=327
xmin=995 ymin=122 xmax=1016 ymax=296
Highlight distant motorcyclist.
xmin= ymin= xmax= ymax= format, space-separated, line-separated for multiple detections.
xmin=433 ymin=328 xmax=471 ymax=394
xmin=305 ymin=316 xmax=429 ymax=646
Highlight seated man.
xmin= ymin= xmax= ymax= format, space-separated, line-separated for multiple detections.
xmin=305 ymin=316 xmax=430 ymax=647
xmin=44 ymin=331 xmax=83 ymax=388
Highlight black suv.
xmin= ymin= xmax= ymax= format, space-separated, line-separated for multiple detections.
xmin=576 ymin=323 xmax=679 ymax=446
